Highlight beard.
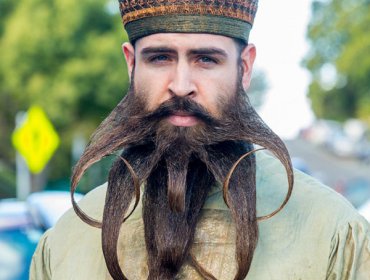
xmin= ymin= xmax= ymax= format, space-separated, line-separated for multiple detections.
xmin=70 ymin=74 xmax=293 ymax=280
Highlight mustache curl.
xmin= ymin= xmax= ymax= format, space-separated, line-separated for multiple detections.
xmin=70 ymin=89 xmax=294 ymax=280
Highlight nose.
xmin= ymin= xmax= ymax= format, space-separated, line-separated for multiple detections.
xmin=168 ymin=61 xmax=196 ymax=98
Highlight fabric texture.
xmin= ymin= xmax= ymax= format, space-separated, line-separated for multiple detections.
xmin=30 ymin=152 xmax=370 ymax=279
xmin=118 ymin=0 xmax=258 ymax=43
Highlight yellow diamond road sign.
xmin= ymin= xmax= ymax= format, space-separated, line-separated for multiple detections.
xmin=12 ymin=106 xmax=60 ymax=174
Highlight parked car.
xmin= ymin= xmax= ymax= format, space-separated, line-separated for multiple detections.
xmin=0 ymin=200 xmax=42 ymax=280
xmin=0 ymin=191 xmax=83 ymax=280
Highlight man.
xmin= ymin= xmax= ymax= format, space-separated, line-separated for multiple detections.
xmin=31 ymin=0 xmax=370 ymax=279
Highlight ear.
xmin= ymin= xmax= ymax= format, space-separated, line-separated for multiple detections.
xmin=122 ymin=42 xmax=135 ymax=80
xmin=240 ymin=44 xmax=256 ymax=91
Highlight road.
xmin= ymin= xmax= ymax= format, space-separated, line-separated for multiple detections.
xmin=284 ymin=138 xmax=370 ymax=207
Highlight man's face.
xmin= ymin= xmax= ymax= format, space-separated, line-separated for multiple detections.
xmin=123 ymin=33 xmax=256 ymax=126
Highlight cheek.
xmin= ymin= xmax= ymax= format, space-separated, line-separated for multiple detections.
xmin=133 ymin=68 xmax=169 ymax=111
xmin=197 ymin=72 xmax=238 ymax=117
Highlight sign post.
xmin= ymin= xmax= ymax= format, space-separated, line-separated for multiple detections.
xmin=14 ymin=112 xmax=31 ymax=200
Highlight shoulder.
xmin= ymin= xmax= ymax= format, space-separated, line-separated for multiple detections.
xmin=42 ymin=184 xmax=108 ymax=273
xmin=249 ymin=152 xmax=370 ymax=278
xmin=255 ymin=151 xmax=364 ymax=224
xmin=31 ymin=183 xmax=121 ymax=279
xmin=202 ymin=151 xmax=365 ymax=225
xmin=47 ymin=181 xmax=143 ymax=249
xmin=46 ymin=182 xmax=106 ymax=227
xmin=200 ymin=151 xmax=367 ymax=232
xmin=48 ymin=183 xmax=107 ymax=237
xmin=195 ymin=152 xmax=369 ymax=279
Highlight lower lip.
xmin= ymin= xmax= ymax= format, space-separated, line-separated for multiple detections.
xmin=167 ymin=115 xmax=199 ymax=127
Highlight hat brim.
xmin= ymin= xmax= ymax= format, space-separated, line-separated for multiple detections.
xmin=125 ymin=14 xmax=252 ymax=43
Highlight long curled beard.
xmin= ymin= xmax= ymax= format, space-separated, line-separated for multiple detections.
xmin=71 ymin=76 xmax=293 ymax=280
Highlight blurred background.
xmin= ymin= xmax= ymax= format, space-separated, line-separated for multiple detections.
xmin=0 ymin=0 xmax=369 ymax=279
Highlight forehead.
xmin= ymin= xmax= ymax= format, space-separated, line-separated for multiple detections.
xmin=135 ymin=33 xmax=238 ymax=53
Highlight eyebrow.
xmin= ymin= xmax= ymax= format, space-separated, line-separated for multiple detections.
xmin=187 ymin=48 xmax=228 ymax=58
xmin=140 ymin=47 xmax=177 ymax=56
xmin=140 ymin=46 xmax=228 ymax=58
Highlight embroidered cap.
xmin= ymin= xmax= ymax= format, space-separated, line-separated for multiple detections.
xmin=118 ymin=0 xmax=258 ymax=43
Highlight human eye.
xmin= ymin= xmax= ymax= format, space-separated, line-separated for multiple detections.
xmin=148 ymin=54 xmax=171 ymax=63
xmin=197 ymin=56 xmax=218 ymax=65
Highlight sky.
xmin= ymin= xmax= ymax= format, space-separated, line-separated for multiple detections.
xmin=249 ymin=0 xmax=315 ymax=139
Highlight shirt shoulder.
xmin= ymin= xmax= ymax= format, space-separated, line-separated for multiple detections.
xmin=255 ymin=151 xmax=363 ymax=222
xmin=246 ymin=152 xmax=370 ymax=279
xmin=31 ymin=184 xmax=114 ymax=280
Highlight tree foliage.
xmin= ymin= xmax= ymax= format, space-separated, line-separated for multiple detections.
xmin=304 ymin=0 xmax=370 ymax=124
xmin=0 ymin=0 xmax=128 ymax=190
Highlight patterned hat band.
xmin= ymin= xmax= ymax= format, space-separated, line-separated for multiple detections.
xmin=119 ymin=1 xmax=258 ymax=43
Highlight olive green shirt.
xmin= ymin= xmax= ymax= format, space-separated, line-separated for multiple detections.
xmin=30 ymin=153 xmax=370 ymax=279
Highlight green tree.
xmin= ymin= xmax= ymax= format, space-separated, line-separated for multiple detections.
xmin=0 ymin=0 xmax=129 ymax=194
xmin=304 ymin=0 xmax=370 ymax=124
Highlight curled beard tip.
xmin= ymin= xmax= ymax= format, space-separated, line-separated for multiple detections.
xmin=71 ymin=191 xmax=102 ymax=228
xmin=71 ymin=158 xmax=104 ymax=228
xmin=223 ymin=146 xmax=294 ymax=221
xmin=70 ymin=154 xmax=141 ymax=230
xmin=222 ymin=147 xmax=265 ymax=209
